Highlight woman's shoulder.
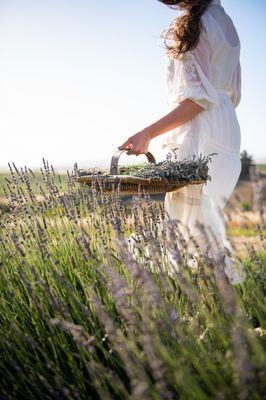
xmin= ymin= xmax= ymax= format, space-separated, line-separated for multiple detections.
xmin=201 ymin=7 xmax=240 ymax=49
xmin=200 ymin=8 xmax=221 ymax=43
xmin=201 ymin=9 xmax=217 ymax=31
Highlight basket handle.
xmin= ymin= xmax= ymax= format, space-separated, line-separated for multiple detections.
xmin=110 ymin=149 xmax=156 ymax=175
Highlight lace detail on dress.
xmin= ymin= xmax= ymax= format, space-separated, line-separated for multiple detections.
xmin=182 ymin=54 xmax=202 ymax=87
xmin=169 ymin=51 xmax=219 ymax=110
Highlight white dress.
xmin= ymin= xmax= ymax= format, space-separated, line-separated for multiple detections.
xmin=162 ymin=0 xmax=246 ymax=283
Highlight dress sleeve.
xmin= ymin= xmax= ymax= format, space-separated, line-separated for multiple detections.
xmin=170 ymin=23 xmax=219 ymax=110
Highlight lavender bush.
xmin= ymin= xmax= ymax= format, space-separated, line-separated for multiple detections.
xmin=0 ymin=159 xmax=265 ymax=400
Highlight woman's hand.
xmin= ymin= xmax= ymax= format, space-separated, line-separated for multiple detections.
xmin=118 ymin=99 xmax=204 ymax=155
xmin=118 ymin=129 xmax=152 ymax=155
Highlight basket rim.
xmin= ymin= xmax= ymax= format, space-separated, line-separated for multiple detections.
xmin=77 ymin=174 xmax=206 ymax=186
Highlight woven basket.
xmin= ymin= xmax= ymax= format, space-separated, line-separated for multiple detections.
xmin=77 ymin=149 xmax=205 ymax=196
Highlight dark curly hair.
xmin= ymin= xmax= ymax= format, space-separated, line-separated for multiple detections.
xmin=158 ymin=0 xmax=212 ymax=58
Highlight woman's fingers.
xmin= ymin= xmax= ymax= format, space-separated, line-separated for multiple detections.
xmin=118 ymin=131 xmax=150 ymax=154
xmin=126 ymin=149 xmax=140 ymax=156
xmin=118 ymin=139 xmax=132 ymax=150
xmin=127 ymin=146 xmax=147 ymax=156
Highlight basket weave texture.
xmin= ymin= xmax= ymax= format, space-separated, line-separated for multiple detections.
xmin=77 ymin=149 xmax=205 ymax=195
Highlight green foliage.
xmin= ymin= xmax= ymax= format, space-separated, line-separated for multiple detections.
xmin=227 ymin=226 xmax=266 ymax=237
xmin=0 ymin=160 xmax=265 ymax=399
xmin=240 ymin=150 xmax=255 ymax=177
xmin=240 ymin=201 xmax=252 ymax=212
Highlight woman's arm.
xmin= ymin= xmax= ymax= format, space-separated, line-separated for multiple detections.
xmin=119 ymin=99 xmax=204 ymax=155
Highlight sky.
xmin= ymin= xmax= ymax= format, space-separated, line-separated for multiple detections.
xmin=0 ymin=0 xmax=265 ymax=170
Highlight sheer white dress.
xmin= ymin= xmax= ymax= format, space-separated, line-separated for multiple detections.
xmin=162 ymin=0 xmax=246 ymax=284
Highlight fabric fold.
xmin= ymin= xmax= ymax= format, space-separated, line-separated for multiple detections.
xmin=171 ymin=51 xmax=219 ymax=110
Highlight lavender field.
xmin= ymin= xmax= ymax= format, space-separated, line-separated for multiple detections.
xmin=0 ymin=161 xmax=265 ymax=399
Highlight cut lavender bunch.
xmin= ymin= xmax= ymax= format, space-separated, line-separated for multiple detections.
xmin=78 ymin=149 xmax=217 ymax=184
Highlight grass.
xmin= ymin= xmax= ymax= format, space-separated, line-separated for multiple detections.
xmin=227 ymin=227 xmax=266 ymax=237
xmin=0 ymin=169 xmax=68 ymax=197
xmin=0 ymin=160 xmax=265 ymax=399
xmin=256 ymin=163 xmax=266 ymax=172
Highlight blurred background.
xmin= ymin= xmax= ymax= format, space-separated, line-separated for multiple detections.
xmin=0 ymin=0 xmax=265 ymax=170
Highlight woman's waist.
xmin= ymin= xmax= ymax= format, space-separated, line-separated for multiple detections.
xmin=215 ymin=89 xmax=235 ymax=106
xmin=162 ymin=109 xmax=241 ymax=154
xmin=215 ymin=88 xmax=231 ymax=96
xmin=163 ymin=134 xmax=241 ymax=155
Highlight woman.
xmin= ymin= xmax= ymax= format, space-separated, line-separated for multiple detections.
xmin=119 ymin=0 xmax=246 ymax=284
